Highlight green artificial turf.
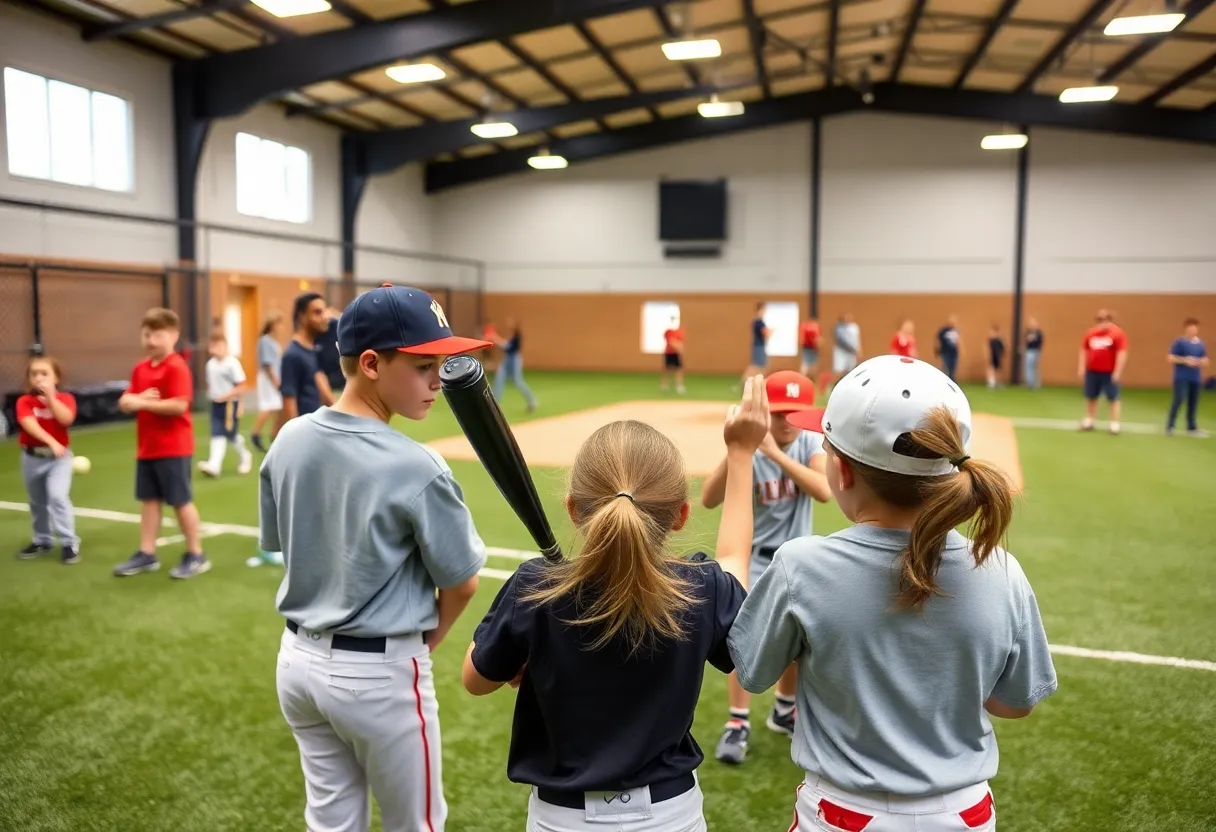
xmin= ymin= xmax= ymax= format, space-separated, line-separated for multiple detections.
xmin=1 ymin=374 xmax=1214 ymax=831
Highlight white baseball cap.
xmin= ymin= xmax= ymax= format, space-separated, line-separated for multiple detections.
xmin=786 ymin=355 xmax=972 ymax=477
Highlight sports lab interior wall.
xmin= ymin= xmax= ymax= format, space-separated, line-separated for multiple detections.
xmin=2 ymin=2 xmax=1213 ymax=388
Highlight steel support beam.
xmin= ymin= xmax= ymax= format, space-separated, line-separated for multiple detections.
xmin=892 ymin=0 xmax=927 ymax=80
xmin=1099 ymin=0 xmax=1216 ymax=83
xmin=1010 ymin=124 xmax=1029 ymax=386
xmin=82 ymin=0 xmax=246 ymax=41
xmin=1016 ymin=0 xmax=1117 ymax=94
xmin=742 ymin=0 xmax=771 ymax=97
xmin=953 ymin=0 xmax=1018 ymax=88
xmin=826 ymin=0 xmax=840 ymax=85
xmin=1141 ymin=50 xmax=1216 ymax=105
xmin=340 ymin=136 xmax=368 ymax=277
xmin=187 ymin=0 xmax=666 ymax=118
xmin=171 ymin=65 xmax=210 ymax=263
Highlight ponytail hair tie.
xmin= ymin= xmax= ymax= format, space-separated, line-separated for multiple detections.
xmin=951 ymin=455 xmax=971 ymax=469
xmin=615 ymin=491 xmax=635 ymax=503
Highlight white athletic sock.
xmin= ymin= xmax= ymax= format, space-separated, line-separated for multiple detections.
xmin=232 ymin=434 xmax=248 ymax=457
xmin=208 ymin=436 xmax=227 ymax=469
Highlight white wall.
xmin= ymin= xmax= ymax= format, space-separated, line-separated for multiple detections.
xmin=431 ymin=122 xmax=812 ymax=294
xmin=1024 ymin=128 xmax=1216 ymax=293
xmin=356 ymin=162 xmax=447 ymax=287
xmin=820 ymin=112 xmax=1018 ymax=294
xmin=0 ymin=3 xmax=176 ymax=264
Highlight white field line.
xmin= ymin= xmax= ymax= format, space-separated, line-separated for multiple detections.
xmin=2 ymin=500 xmax=1212 ymax=673
xmin=1008 ymin=416 xmax=1194 ymax=436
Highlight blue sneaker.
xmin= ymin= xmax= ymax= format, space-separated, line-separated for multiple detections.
xmin=113 ymin=551 xmax=160 ymax=576
xmin=169 ymin=553 xmax=211 ymax=580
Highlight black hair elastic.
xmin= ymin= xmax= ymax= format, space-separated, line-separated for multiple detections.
xmin=951 ymin=455 xmax=971 ymax=469
xmin=615 ymin=492 xmax=635 ymax=503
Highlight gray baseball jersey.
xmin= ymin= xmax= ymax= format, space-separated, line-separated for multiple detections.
xmin=751 ymin=431 xmax=826 ymax=555
xmin=260 ymin=407 xmax=487 ymax=637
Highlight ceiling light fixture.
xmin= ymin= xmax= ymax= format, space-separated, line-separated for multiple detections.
xmin=661 ymin=38 xmax=722 ymax=61
xmin=385 ymin=63 xmax=446 ymax=84
xmin=528 ymin=150 xmax=568 ymax=170
xmin=470 ymin=118 xmax=518 ymax=139
xmin=1103 ymin=13 xmax=1185 ymax=36
xmin=250 ymin=0 xmax=331 ymax=18
xmin=698 ymin=95 xmax=745 ymax=118
xmin=1058 ymin=84 xmax=1119 ymax=103
xmin=980 ymin=133 xmax=1029 ymax=150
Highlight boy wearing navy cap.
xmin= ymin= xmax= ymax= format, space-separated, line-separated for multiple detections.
xmin=261 ymin=284 xmax=492 ymax=832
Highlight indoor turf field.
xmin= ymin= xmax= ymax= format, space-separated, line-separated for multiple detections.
xmin=1 ymin=372 xmax=1214 ymax=832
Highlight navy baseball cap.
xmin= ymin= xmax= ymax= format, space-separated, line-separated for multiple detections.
xmin=337 ymin=283 xmax=492 ymax=356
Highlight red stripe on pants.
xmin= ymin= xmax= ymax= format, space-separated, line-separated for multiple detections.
xmin=788 ymin=783 xmax=803 ymax=832
xmin=412 ymin=657 xmax=435 ymax=832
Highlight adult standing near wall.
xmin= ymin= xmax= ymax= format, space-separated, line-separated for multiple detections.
xmin=934 ymin=315 xmax=962 ymax=381
xmin=1023 ymin=317 xmax=1044 ymax=390
xmin=1166 ymin=318 xmax=1208 ymax=437
xmin=492 ymin=317 xmax=538 ymax=413
xmin=832 ymin=313 xmax=861 ymax=384
xmin=1079 ymin=309 xmax=1128 ymax=435
xmin=742 ymin=301 xmax=770 ymax=384
xmin=250 ymin=311 xmax=284 ymax=453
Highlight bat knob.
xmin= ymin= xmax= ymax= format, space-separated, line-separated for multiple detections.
xmin=439 ymin=355 xmax=484 ymax=390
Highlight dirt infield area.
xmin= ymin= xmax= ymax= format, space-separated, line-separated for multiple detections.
xmin=427 ymin=401 xmax=1024 ymax=492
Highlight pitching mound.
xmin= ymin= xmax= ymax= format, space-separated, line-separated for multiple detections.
xmin=427 ymin=401 xmax=1023 ymax=491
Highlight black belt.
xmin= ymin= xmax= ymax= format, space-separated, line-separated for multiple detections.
xmin=536 ymin=773 xmax=696 ymax=811
xmin=286 ymin=620 xmax=386 ymax=654
xmin=23 ymin=446 xmax=55 ymax=458
xmin=757 ymin=547 xmax=777 ymax=558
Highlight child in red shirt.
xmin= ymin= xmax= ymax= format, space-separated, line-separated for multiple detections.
xmin=112 ymin=308 xmax=210 ymax=580
xmin=890 ymin=319 xmax=917 ymax=358
xmin=1079 ymin=309 xmax=1129 ymax=435
xmin=661 ymin=316 xmax=686 ymax=394
xmin=15 ymin=355 xmax=80 ymax=564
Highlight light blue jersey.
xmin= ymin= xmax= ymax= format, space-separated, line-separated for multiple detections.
xmin=751 ymin=431 xmax=826 ymax=555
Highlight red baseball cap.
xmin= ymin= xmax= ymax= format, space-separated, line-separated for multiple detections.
xmin=765 ymin=370 xmax=822 ymax=414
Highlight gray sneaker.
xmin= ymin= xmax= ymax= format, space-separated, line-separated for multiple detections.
xmin=169 ymin=553 xmax=212 ymax=580
xmin=714 ymin=722 xmax=750 ymax=765
xmin=113 ymin=552 xmax=160 ymax=576
xmin=765 ymin=706 xmax=796 ymax=737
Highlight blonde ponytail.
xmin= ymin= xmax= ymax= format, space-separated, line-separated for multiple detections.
xmin=520 ymin=420 xmax=700 ymax=654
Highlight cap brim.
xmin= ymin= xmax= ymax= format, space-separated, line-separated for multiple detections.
xmin=770 ymin=401 xmax=817 ymax=413
xmin=785 ymin=407 xmax=826 ymax=432
xmin=398 ymin=336 xmax=493 ymax=356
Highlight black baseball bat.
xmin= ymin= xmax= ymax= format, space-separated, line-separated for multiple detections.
xmin=439 ymin=355 xmax=562 ymax=562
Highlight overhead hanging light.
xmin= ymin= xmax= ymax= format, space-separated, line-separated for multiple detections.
xmin=385 ymin=63 xmax=446 ymax=84
xmin=250 ymin=0 xmax=331 ymax=17
xmin=980 ymin=133 xmax=1029 ymax=150
xmin=698 ymin=95 xmax=745 ymax=118
xmin=1104 ymin=12 xmax=1185 ymax=36
xmin=470 ymin=117 xmax=518 ymax=139
xmin=1058 ymin=85 xmax=1119 ymax=103
xmin=528 ymin=149 xmax=568 ymax=170
xmin=662 ymin=38 xmax=722 ymax=61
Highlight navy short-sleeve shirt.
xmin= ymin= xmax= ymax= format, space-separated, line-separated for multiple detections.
xmin=470 ymin=552 xmax=746 ymax=792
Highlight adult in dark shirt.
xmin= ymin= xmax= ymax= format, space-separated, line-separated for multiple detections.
xmin=274 ymin=292 xmax=334 ymax=439
xmin=1167 ymin=317 xmax=1209 ymax=436
xmin=462 ymin=377 xmax=772 ymax=831
xmin=1023 ymin=317 xmax=1044 ymax=390
xmin=742 ymin=301 xmax=770 ymax=386
xmin=312 ymin=306 xmax=345 ymax=395
xmin=491 ymin=317 xmax=538 ymax=412
xmin=934 ymin=315 xmax=962 ymax=381
xmin=987 ymin=324 xmax=1006 ymax=389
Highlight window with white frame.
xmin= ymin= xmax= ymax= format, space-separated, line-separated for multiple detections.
xmin=235 ymin=131 xmax=311 ymax=224
xmin=3 ymin=67 xmax=133 ymax=192
xmin=641 ymin=301 xmax=681 ymax=354
xmin=761 ymin=301 xmax=800 ymax=357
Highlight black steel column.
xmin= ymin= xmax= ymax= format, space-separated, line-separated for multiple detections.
xmin=1010 ymin=125 xmax=1029 ymax=386
xmin=340 ymin=134 xmax=369 ymax=279
xmin=809 ymin=116 xmax=822 ymax=318
xmin=172 ymin=64 xmax=210 ymax=264
xmin=30 ymin=266 xmax=43 ymax=350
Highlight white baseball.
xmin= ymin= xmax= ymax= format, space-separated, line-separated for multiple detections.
xmin=71 ymin=455 xmax=91 ymax=474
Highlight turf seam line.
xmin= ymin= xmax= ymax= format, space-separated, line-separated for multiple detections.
xmin=3 ymin=500 xmax=1212 ymax=673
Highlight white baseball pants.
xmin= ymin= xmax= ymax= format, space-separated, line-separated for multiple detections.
xmin=526 ymin=777 xmax=706 ymax=832
xmin=790 ymin=775 xmax=996 ymax=832
xmin=276 ymin=626 xmax=445 ymax=832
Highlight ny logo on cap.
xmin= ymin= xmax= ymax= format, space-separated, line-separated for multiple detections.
xmin=786 ymin=382 xmax=801 ymax=399
xmin=430 ymin=299 xmax=450 ymax=330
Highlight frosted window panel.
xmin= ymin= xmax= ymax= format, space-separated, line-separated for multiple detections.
xmin=641 ymin=301 xmax=680 ymax=354
xmin=48 ymin=79 xmax=92 ymax=186
xmin=235 ymin=132 xmax=262 ymax=217
xmin=4 ymin=68 xmax=51 ymax=179
xmin=90 ymin=91 xmax=131 ymax=191
xmin=762 ymin=302 xmax=799 ymax=357
xmin=260 ymin=139 xmax=287 ymax=220
xmin=283 ymin=146 xmax=310 ymax=224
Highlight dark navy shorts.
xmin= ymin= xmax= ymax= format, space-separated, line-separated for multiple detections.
xmin=1084 ymin=370 xmax=1119 ymax=401
xmin=136 ymin=456 xmax=193 ymax=507
xmin=210 ymin=400 xmax=240 ymax=440
xmin=664 ymin=352 xmax=682 ymax=370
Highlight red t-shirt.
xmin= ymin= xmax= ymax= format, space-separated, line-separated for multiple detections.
xmin=891 ymin=333 xmax=916 ymax=357
xmin=663 ymin=328 xmax=684 ymax=354
xmin=16 ymin=392 xmax=76 ymax=448
xmin=129 ymin=352 xmax=194 ymax=460
xmin=1082 ymin=326 xmax=1127 ymax=373
xmin=800 ymin=321 xmax=820 ymax=349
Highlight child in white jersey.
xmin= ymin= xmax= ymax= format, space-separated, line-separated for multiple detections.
xmin=701 ymin=370 xmax=832 ymax=765
xmin=729 ymin=355 xmax=1057 ymax=831
xmin=199 ymin=333 xmax=253 ymax=477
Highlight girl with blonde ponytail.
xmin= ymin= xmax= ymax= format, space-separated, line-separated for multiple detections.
xmin=728 ymin=356 xmax=1058 ymax=832
xmin=462 ymin=377 xmax=770 ymax=831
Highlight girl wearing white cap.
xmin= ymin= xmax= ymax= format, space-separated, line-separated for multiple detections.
xmin=728 ymin=355 xmax=1057 ymax=831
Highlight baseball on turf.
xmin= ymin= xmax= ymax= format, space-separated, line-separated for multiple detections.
xmin=71 ymin=455 xmax=91 ymax=474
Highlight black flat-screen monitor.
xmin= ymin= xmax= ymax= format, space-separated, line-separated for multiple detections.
xmin=659 ymin=178 xmax=727 ymax=241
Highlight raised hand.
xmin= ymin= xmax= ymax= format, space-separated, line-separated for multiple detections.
xmin=724 ymin=374 xmax=770 ymax=454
